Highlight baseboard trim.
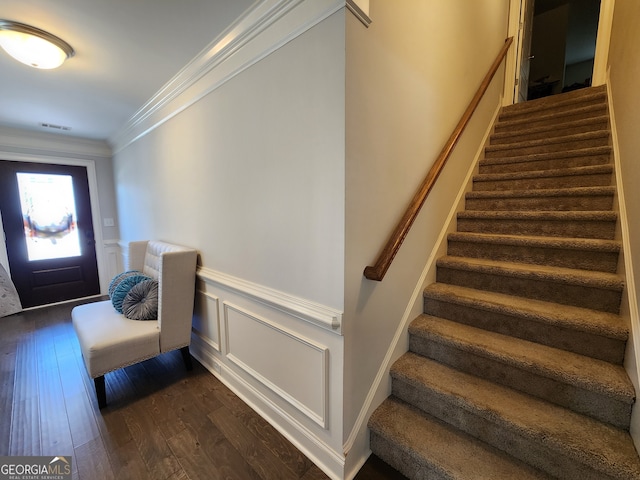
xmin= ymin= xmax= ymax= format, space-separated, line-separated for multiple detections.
xmin=606 ymin=76 xmax=640 ymax=452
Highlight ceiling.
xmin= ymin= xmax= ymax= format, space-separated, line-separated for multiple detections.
xmin=0 ymin=0 xmax=254 ymax=142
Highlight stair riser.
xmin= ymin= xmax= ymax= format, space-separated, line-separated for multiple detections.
xmin=436 ymin=267 xmax=622 ymax=313
xmin=491 ymin=121 xmax=609 ymax=144
xmin=457 ymin=217 xmax=616 ymax=241
xmin=500 ymin=113 xmax=610 ymax=135
xmin=485 ymin=136 xmax=610 ymax=159
xmin=479 ymin=153 xmax=611 ymax=174
xmin=473 ymin=173 xmax=613 ymax=191
xmin=422 ymin=295 xmax=625 ymax=363
xmin=446 ymin=239 xmax=619 ymax=273
xmin=369 ymin=432 xmax=450 ymax=480
xmin=465 ymin=195 xmax=614 ymax=211
xmin=498 ymin=105 xmax=608 ymax=126
xmin=514 ymin=83 xmax=605 ymax=103
xmin=391 ymin=380 xmax=621 ymax=480
xmin=502 ymin=86 xmax=606 ymax=111
xmin=500 ymin=98 xmax=607 ymax=120
xmin=407 ymin=337 xmax=632 ymax=429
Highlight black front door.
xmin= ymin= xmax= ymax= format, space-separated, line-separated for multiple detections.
xmin=0 ymin=161 xmax=100 ymax=308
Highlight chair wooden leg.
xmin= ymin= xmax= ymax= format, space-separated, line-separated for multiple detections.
xmin=94 ymin=375 xmax=107 ymax=409
xmin=180 ymin=346 xmax=193 ymax=371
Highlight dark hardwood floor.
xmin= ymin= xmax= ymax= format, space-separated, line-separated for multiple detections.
xmin=0 ymin=298 xmax=406 ymax=480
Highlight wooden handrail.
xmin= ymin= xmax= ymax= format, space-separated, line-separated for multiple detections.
xmin=364 ymin=37 xmax=514 ymax=281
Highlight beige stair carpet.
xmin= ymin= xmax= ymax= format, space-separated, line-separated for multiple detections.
xmin=368 ymin=85 xmax=640 ymax=479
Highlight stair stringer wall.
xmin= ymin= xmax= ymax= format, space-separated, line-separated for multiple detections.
xmin=343 ymin=99 xmax=503 ymax=479
xmin=607 ymin=77 xmax=640 ymax=453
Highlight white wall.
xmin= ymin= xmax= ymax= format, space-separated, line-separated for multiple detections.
xmin=607 ymin=0 xmax=640 ymax=452
xmin=113 ymin=12 xmax=345 ymax=312
xmin=344 ymin=0 xmax=511 ymax=475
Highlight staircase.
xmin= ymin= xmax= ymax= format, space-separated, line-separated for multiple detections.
xmin=368 ymin=85 xmax=640 ymax=479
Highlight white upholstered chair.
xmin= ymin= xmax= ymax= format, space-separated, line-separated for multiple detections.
xmin=72 ymin=240 xmax=197 ymax=408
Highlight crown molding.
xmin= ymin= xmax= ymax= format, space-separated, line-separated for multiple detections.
xmin=346 ymin=0 xmax=371 ymax=27
xmin=109 ymin=0 xmax=344 ymax=154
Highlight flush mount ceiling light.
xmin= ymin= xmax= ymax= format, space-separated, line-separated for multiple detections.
xmin=0 ymin=20 xmax=74 ymax=69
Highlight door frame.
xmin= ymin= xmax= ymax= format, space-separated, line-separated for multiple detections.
xmin=0 ymin=153 xmax=107 ymax=300
xmin=504 ymin=0 xmax=616 ymax=106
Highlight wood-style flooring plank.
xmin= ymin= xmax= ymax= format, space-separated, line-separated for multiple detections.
xmin=121 ymin=399 xmax=184 ymax=480
xmin=10 ymin=333 xmax=40 ymax=456
xmin=0 ymin=350 xmax=16 ymax=454
xmin=168 ymin=426 xmax=261 ymax=480
xmin=54 ymin=330 xmax=101 ymax=449
xmin=208 ymin=403 xmax=300 ymax=480
xmin=124 ymin=361 xmax=186 ymax=440
xmin=97 ymin=371 xmax=137 ymax=452
xmin=106 ymin=438 xmax=153 ymax=480
xmin=74 ymin=436 xmax=114 ymax=480
xmin=302 ymin=465 xmax=335 ymax=480
xmin=208 ymin=379 xmax=317 ymax=477
xmin=35 ymin=319 xmax=75 ymax=457
xmin=163 ymin=384 xmax=226 ymax=445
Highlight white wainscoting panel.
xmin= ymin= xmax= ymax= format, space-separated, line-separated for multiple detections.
xmin=193 ymin=289 xmax=221 ymax=353
xmin=224 ymin=301 xmax=328 ymax=428
xmin=191 ymin=268 xmax=345 ymax=479
xmin=103 ymin=240 xmax=122 ymax=284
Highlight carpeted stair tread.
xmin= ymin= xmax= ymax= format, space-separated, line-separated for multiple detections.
xmin=447 ymin=231 xmax=620 ymax=272
xmin=492 ymin=115 xmax=609 ymax=142
xmin=484 ymin=130 xmax=610 ymax=157
xmin=423 ymin=282 xmax=626 ymax=341
xmin=466 ymin=186 xmax=615 ymax=199
xmin=447 ymin=232 xmax=620 ymax=255
xmin=436 ymin=255 xmax=623 ymax=312
xmin=390 ymin=353 xmax=640 ymax=480
xmin=479 ymin=146 xmax=611 ymax=172
xmin=458 ymin=210 xmax=617 ymax=221
xmin=465 ymin=186 xmax=616 ymax=204
xmin=499 ymin=86 xmax=607 ymax=117
xmin=423 ymin=282 xmax=626 ymax=363
xmin=498 ymin=98 xmax=607 ymax=119
xmin=368 ymin=397 xmax=555 ymax=480
xmin=465 ymin=186 xmax=614 ymax=211
xmin=437 ymin=255 xmax=623 ymax=290
xmin=474 ymin=164 xmax=613 ymax=184
xmin=497 ymin=103 xmax=609 ymax=132
xmin=408 ymin=315 xmax=635 ymax=406
xmin=457 ymin=210 xmax=617 ymax=240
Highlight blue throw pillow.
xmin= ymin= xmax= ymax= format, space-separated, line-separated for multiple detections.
xmin=108 ymin=270 xmax=142 ymax=298
xmin=111 ymin=274 xmax=150 ymax=313
xmin=122 ymin=279 xmax=159 ymax=320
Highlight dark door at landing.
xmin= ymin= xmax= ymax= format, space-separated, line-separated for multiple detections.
xmin=522 ymin=0 xmax=601 ymax=101
xmin=0 ymin=161 xmax=100 ymax=308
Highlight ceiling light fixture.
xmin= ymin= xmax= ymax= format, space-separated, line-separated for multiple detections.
xmin=0 ymin=20 xmax=74 ymax=69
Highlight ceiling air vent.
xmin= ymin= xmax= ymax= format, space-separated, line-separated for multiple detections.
xmin=40 ymin=122 xmax=71 ymax=131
